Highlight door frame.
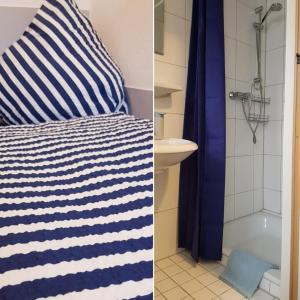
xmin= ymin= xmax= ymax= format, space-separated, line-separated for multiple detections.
xmin=283 ymin=0 xmax=298 ymax=299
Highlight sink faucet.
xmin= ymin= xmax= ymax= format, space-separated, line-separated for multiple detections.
xmin=154 ymin=112 xmax=165 ymax=140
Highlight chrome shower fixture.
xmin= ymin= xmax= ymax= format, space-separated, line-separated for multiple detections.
xmin=229 ymin=2 xmax=283 ymax=143
xmin=254 ymin=3 xmax=282 ymax=31
xmin=261 ymin=3 xmax=282 ymax=24
xmin=255 ymin=3 xmax=283 ymax=24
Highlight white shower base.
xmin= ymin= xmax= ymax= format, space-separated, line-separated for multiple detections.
xmin=222 ymin=212 xmax=281 ymax=298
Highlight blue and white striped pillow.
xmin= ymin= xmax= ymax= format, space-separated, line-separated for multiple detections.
xmin=0 ymin=0 xmax=128 ymax=125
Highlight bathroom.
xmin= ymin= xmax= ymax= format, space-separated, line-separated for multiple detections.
xmin=154 ymin=0 xmax=291 ymax=299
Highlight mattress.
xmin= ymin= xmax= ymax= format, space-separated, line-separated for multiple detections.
xmin=0 ymin=113 xmax=153 ymax=300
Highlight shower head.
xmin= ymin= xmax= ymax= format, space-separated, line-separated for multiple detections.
xmin=270 ymin=2 xmax=283 ymax=11
xmin=261 ymin=3 xmax=283 ymax=24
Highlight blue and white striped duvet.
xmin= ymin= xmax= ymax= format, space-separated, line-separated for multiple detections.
xmin=0 ymin=113 xmax=153 ymax=299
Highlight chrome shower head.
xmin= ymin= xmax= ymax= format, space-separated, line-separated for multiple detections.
xmin=270 ymin=2 xmax=283 ymax=11
xmin=261 ymin=2 xmax=283 ymax=24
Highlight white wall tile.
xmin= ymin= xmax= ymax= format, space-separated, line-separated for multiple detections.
xmin=222 ymin=0 xmax=285 ymax=220
xmin=266 ymin=47 xmax=284 ymax=85
xmin=235 ymin=191 xmax=254 ymax=218
xmin=225 ymin=157 xmax=235 ymax=196
xmin=264 ymin=189 xmax=281 ymax=213
xmin=224 ymin=0 xmax=237 ymax=39
xmin=185 ymin=20 xmax=191 ymax=67
xmin=224 ymin=195 xmax=235 ymax=222
xmin=264 ymin=155 xmax=281 ymax=191
xmin=235 ymin=119 xmax=253 ymax=156
xmin=235 ymin=156 xmax=253 ymax=193
xmin=225 ymin=78 xmax=236 ymax=118
xmin=235 ymin=80 xmax=251 ymax=119
xmin=164 ymin=114 xmax=184 ymax=138
xmin=254 ymin=189 xmax=264 ymax=212
xmin=237 ymin=2 xmax=255 ymax=46
xmin=265 ymin=84 xmax=283 ymax=120
xmin=238 ymin=0 xmax=266 ymax=9
xmin=226 ymin=119 xmax=236 ymax=157
xmin=254 ymin=155 xmax=263 ymax=189
xmin=155 ymin=13 xmax=186 ymax=66
xmin=253 ymin=124 xmax=264 ymax=155
xmin=225 ymin=37 xmax=236 ymax=79
xmin=186 ymin=0 xmax=193 ymax=21
xmin=264 ymin=121 xmax=282 ymax=155
xmin=266 ymin=5 xmax=285 ymax=51
xmin=155 ymin=61 xmax=186 ymax=89
xmin=165 ymin=0 xmax=185 ymax=19
xmin=236 ymin=41 xmax=253 ymax=83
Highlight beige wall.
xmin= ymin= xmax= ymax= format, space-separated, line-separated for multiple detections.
xmin=0 ymin=0 xmax=90 ymax=9
xmin=90 ymin=0 xmax=153 ymax=91
xmin=155 ymin=0 xmax=192 ymax=260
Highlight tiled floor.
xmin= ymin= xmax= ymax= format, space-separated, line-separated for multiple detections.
xmin=155 ymin=252 xmax=277 ymax=300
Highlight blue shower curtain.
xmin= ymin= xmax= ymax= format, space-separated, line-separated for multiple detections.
xmin=178 ymin=0 xmax=226 ymax=261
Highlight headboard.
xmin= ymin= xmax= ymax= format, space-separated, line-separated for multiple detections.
xmin=0 ymin=0 xmax=91 ymax=54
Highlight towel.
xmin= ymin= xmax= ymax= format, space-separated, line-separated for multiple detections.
xmin=220 ymin=250 xmax=279 ymax=298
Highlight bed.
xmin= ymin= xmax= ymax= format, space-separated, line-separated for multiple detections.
xmin=0 ymin=113 xmax=153 ymax=299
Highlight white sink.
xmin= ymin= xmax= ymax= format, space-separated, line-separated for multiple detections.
xmin=155 ymin=138 xmax=198 ymax=171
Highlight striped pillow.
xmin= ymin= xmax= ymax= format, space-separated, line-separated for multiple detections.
xmin=0 ymin=0 xmax=128 ymax=125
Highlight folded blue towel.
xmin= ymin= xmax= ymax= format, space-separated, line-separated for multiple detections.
xmin=220 ymin=250 xmax=279 ymax=298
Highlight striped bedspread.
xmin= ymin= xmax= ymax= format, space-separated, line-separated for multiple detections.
xmin=0 ymin=113 xmax=153 ymax=300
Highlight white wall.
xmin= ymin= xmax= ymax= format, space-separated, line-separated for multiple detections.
xmin=223 ymin=0 xmax=286 ymax=221
xmin=224 ymin=0 xmax=266 ymax=223
xmin=154 ymin=0 xmax=192 ymax=260
xmin=263 ymin=0 xmax=286 ymax=214
xmin=90 ymin=0 xmax=153 ymax=91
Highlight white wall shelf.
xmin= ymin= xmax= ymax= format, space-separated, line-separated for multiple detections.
xmin=0 ymin=0 xmax=91 ymax=10
xmin=155 ymin=82 xmax=182 ymax=98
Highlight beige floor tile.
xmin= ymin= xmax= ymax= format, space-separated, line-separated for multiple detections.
xmin=182 ymin=296 xmax=194 ymax=300
xmin=199 ymin=260 xmax=221 ymax=271
xmin=170 ymin=252 xmax=187 ymax=264
xmin=177 ymin=258 xmax=197 ymax=270
xmin=192 ymin=287 xmax=218 ymax=300
xmin=155 ymin=288 xmax=161 ymax=297
xmin=171 ymin=271 xmax=194 ymax=285
xmin=155 ymin=265 xmax=161 ymax=272
xmin=156 ymin=258 xmax=175 ymax=269
xmin=156 ymin=278 xmax=178 ymax=293
xmin=155 ymin=294 xmax=166 ymax=300
xmin=155 ymin=270 xmax=168 ymax=283
xmin=181 ymin=250 xmax=191 ymax=257
xmin=197 ymin=272 xmax=219 ymax=286
xmin=220 ymin=289 xmax=244 ymax=300
xmin=181 ymin=279 xmax=204 ymax=294
xmin=163 ymin=264 xmax=184 ymax=277
xmin=163 ymin=286 xmax=189 ymax=300
xmin=186 ymin=265 xmax=208 ymax=277
xmin=207 ymin=280 xmax=231 ymax=296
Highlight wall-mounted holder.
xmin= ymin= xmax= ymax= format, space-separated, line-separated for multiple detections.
xmin=229 ymin=91 xmax=270 ymax=124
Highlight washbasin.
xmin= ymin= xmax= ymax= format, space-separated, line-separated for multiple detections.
xmin=155 ymin=138 xmax=198 ymax=171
